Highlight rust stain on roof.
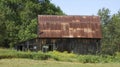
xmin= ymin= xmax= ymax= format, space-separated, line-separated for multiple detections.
xmin=38 ymin=15 xmax=102 ymax=38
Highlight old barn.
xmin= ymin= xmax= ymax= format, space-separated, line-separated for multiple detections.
xmin=16 ymin=15 xmax=102 ymax=54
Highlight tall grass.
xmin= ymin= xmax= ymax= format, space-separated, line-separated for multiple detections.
xmin=0 ymin=48 xmax=120 ymax=63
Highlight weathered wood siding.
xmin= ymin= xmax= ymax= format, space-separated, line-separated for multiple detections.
xmin=15 ymin=38 xmax=101 ymax=54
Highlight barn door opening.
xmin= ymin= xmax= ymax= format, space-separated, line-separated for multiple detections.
xmin=19 ymin=46 xmax=23 ymax=51
xmin=48 ymin=45 xmax=53 ymax=51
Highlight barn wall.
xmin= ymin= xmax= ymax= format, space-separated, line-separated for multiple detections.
xmin=15 ymin=38 xmax=101 ymax=54
xmin=15 ymin=38 xmax=41 ymax=51
xmin=39 ymin=38 xmax=101 ymax=54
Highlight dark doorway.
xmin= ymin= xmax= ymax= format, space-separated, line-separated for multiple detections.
xmin=19 ymin=45 xmax=22 ymax=51
xmin=48 ymin=45 xmax=53 ymax=51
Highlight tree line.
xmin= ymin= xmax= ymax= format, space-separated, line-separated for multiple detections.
xmin=0 ymin=0 xmax=64 ymax=48
xmin=98 ymin=8 xmax=120 ymax=55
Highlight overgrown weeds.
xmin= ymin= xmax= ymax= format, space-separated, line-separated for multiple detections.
xmin=0 ymin=48 xmax=120 ymax=63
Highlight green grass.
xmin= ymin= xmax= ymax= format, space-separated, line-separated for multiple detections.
xmin=0 ymin=59 xmax=120 ymax=67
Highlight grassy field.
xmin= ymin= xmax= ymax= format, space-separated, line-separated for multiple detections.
xmin=0 ymin=59 xmax=120 ymax=67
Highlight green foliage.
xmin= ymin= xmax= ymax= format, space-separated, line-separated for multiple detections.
xmin=98 ymin=8 xmax=120 ymax=55
xmin=0 ymin=48 xmax=50 ymax=60
xmin=0 ymin=48 xmax=17 ymax=59
xmin=47 ymin=51 xmax=77 ymax=62
xmin=0 ymin=0 xmax=64 ymax=47
xmin=78 ymin=55 xmax=101 ymax=63
xmin=98 ymin=8 xmax=111 ymax=25
xmin=1 ymin=49 xmax=120 ymax=63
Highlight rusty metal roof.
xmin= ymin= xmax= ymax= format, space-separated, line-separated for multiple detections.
xmin=38 ymin=15 xmax=102 ymax=38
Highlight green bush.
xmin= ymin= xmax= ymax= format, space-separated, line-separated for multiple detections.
xmin=47 ymin=51 xmax=77 ymax=62
xmin=0 ymin=48 xmax=17 ymax=59
xmin=78 ymin=55 xmax=101 ymax=63
xmin=1 ymin=48 xmax=120 ymax=63
xmin=0 ymin=48 xmax=49 ymax=60
xmin=32 ymin=51 xmax=50 ymax=60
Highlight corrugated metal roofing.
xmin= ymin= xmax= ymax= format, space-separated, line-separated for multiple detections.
xmin=38 ymin=15 xmax=102 ymax=38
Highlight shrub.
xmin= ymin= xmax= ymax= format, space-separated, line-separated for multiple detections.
xmin=47 ymin=51 xmax=77 ymax=62
xmin=0 ymin=48 xmax=17 ymax=59
xmin=77 ymin=55 xmax=101 ymax=63
xmin=1 ymin=48 xmax=120 ymax=63
xmin=0 ymin=48 xmax=49 ymax=60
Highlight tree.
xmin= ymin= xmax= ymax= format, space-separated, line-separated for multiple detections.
xmin=97 ymin=8 xmax=111 ymax=45
xmin=98 ymin=8 xmax=111 ymax=25
xmin=108 ymin=12 xmax=120 ymax=52
xmin=98 ymin=8 xmax=120 ymax=55
xmin=0 ymin=20 xmax=6 ymax=47
xmin=0 ymin=0 xmax=64 ymax=48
